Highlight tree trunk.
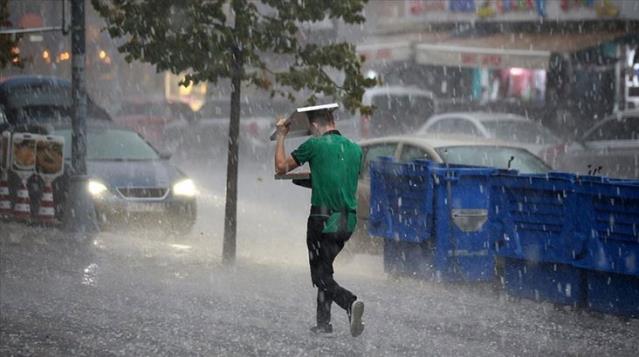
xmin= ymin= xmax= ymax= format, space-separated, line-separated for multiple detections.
xmin=222 ymin=49 xmax=242 ymax=265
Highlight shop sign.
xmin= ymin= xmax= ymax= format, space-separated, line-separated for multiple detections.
xmin=415 ymin=43 xmax=550 ymax=69
xmin=395 ymin=0 xmax=635 ymax=23
xmin=357 ymin=42 xmax=412 ymax=64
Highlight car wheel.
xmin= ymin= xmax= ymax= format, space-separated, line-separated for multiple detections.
xmin=95 ymin=209 xmax=109 ymax=231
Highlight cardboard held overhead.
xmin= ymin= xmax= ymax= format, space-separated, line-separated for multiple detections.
xmin=274 ymin=169 xmax=311 ymax=188
xmin=269 ymin=103 xmax=339 ymax=141
xmin=274 ymin=171 xmax=310 ymax=180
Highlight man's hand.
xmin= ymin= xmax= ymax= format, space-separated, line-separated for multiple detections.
xmin=275 ymin=117 xmax=289 ymax=138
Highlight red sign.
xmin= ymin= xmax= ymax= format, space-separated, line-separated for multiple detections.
xmin=461 ymin=52 xmax=503 ymax=67
xmin=461 ymin=53 xmax=478 ymax=64
xmin=481 ymin=54 xmax=502 ymax=66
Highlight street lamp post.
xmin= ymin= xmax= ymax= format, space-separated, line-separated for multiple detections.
xmin=62 ymin=0 xmax=98 ymax=237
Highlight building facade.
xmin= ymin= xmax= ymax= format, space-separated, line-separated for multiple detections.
xmin=348 ymin=0 xmax=639 ymax=137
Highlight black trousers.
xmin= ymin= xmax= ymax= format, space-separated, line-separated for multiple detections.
xmin=306 ymin=214 xmax=357 ymax=326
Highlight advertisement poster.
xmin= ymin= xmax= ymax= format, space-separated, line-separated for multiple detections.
xmin=11 ymin=133 xmax=37 ymax=174
xmin=36 ymin=136 xmax=65 ymax=177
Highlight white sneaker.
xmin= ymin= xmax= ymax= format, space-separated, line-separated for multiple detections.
xmin=349 ymin=300 xmax=365 ymax=337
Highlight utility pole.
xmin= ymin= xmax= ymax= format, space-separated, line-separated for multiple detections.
xmin=63 ymin=0 xmax=98 ymax=237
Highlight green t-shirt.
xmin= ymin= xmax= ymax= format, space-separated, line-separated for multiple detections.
xmin=291 ymin=130 xmax=362 ymax=233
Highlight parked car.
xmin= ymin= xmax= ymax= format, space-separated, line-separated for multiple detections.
xmin=169 ymin=98 xmax=284 ymax=159
xmin=553 ymin=109 xmax=639 ymax=179
xmin=40 ymin=122 xmax=198 ymax=234
xmin=349 ymin=135 xmax=551 ymax=255
xmin=0 ymin=75 xmax=111 ymax=127
xmin=357 ymin=86 xmax=437 ymax=139
xmin=113 ymin=97 xmax=197 ymax=151
xmin=417 ymin=112 xmax=561 ymax=162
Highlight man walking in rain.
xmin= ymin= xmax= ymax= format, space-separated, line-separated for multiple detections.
xmin=274 ymin=107 xmax=365 ymax=337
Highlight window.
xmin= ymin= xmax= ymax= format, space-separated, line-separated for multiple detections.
xmin=426 ymin=119 xmax=459 ymax=135
xmin=483 ymin=119 xmax=559 ymax=144
xmin=455 ymin=119 xmax=480 ymax=136
xmin=435 ymin=146 xmax=550 ymax=174
xmin=56 ymin=129 xmax=160 ymax=161
xmin=585 ymin=117 xmax=639 ymax=141
xmin=360 ymin=143 xmax=397 ymax=178
xmin=399 ymin=144 xmax=430 ymax=162
xmin=424 ymin=117 xmax=480 ymax=136
xmin=369 ymin=94 xmax=434 ymax=136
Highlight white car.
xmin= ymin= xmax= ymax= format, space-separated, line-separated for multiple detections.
xmin=553 ymin=110 xmax=639 ymax=179
xmin=417 ymin=112 xmax=561 ymax=161
xmin=353 ymin=86 xmax=437 ymax=139
xmin=349 ymin=135 xmax=551 ymax=255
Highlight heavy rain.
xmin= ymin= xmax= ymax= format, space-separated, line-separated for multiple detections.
xmin=1 ymin=0 xmax=638 ymax=356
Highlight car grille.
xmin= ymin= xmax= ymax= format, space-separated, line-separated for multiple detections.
xmin=117 ymin=187 xmax=168 ymax=199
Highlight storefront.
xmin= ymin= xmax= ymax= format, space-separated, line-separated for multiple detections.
xmin=362 ymin=30 xmax=632 ymax=136
xmin=413 ymin=30 xmax=627 ymax=105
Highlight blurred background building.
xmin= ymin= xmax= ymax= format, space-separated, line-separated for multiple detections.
xmin=2 ymin=0 xmax=639 ymax=138
xmin=344 ymin=0 xmax=639 ymax=137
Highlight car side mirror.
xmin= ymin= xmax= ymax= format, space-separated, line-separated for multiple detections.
xmin=159 ymin=151 xmax=172 ymax=160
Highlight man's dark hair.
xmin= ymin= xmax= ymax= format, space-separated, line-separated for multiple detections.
xmin=308 ymin=110 xmax=334 ymax=126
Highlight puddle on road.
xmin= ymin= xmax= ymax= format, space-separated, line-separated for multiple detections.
xmin=81 ymin=263 xmax=99 ymax=287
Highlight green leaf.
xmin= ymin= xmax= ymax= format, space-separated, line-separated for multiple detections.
xmin=92 ymin=0 xmax=375 ymax=113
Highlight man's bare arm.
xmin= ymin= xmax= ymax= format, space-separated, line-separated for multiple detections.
xmin=274 ymin=117 xmax=299 ymax=175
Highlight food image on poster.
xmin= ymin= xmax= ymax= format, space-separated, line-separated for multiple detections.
xmin=11 ymin=134 xmax=37 ymax=172
xmin=36 ymin=136 xmax=64 ymax=176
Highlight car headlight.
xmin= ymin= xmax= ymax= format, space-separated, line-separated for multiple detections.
xmin=88 ymin=180 xmax=108 ymax=197
xmin=173 ymin=179 xmax=197 ymax=197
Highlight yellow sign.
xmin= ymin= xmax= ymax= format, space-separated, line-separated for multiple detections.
xmin=164 ymin=72 xmax=207 ymax=111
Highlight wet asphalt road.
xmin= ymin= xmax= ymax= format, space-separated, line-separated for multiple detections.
xmin=1 ymin=155 xmax=638 ymax=356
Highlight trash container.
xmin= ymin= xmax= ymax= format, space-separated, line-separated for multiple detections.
xmin=574 ymin=176 xmax=639 ymax=317
xmin=430 ymin=165 xmax=497 ymax=282
xmin=371 ymin=159 xmax=497 ymax=282
xmin=492 ymin=172 xmax=587 ymax=306
xmin=369 ymin=158 xmax=433 ymax=243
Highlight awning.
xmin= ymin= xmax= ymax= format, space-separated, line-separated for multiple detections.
xmin=357 ymin=41 xmax=412 ymax=64
xmin=415 ymin=31 xmax=627 ymax=70
xmin=357 ymin=32 xmax=450 ymax=65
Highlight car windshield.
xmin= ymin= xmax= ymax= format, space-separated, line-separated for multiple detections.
xmin=369 ymin=94 xmax=434 ymax=136
xmin=55 ymin=128 xmax=159 ymax=161
xmin=585 ymin=116 xmax=639 ymax=141
xmin=435 ymin=145 xmax=550 ymax=174
xmin=118 ymin=102 xmax=194 ymax=118
xmin=482 ymin=119 xmax=559 ymax=144
xmin=17 ymin=106 xmax=72 ymax=122
xmin=198 ymin=100 xmax=290 ymax=119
